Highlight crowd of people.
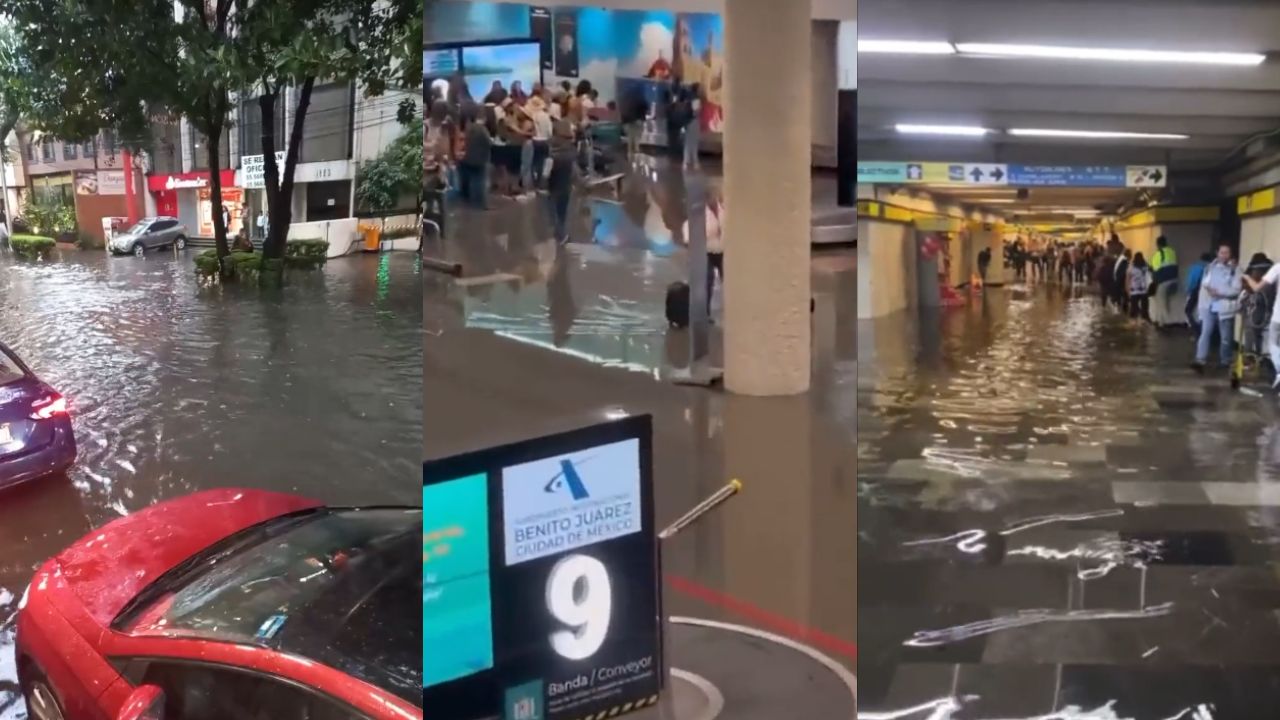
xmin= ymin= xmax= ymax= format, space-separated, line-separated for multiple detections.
xmin=1001 ymin=236 xmax=1185 ymax=323
xmin=424 ymin=77 xmax=612 ymax=242
xmin=423 ymin=74 xmax=709 ymax=245
xmin=1002 ymin=236 xmax=1280 ymax=388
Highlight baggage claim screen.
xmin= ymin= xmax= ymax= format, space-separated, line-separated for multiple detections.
xmin=423 ymin=474 xmax=495 ymax=688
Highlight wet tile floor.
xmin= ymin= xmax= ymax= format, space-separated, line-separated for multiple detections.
xmin=859 ymin=282 xmax=1280 ymax=719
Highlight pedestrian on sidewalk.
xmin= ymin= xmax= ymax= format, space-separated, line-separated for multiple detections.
xmin=1193 ymin=244 xmax=1243 ymax=373
xmin=1128 ymin=252 xmax=1153 ymax=322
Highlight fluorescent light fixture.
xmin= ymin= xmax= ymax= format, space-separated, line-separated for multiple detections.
xmin=859 ymin=39 xmax=956 ymax=55
xmin=973 ymin=199 xmax=1018 ymax=204
xmin=1008 ymin=128 xmax=1189 ymax=140
xmin=955 ymin=42 xmax=1265 ymax=66
xmin=895 ymin=124 xmax=990 ymax=137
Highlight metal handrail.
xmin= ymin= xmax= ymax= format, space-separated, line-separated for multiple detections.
xmin=421 ymin=219 xmax=462 ymax=277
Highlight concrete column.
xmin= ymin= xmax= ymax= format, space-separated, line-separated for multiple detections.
xmin=723 ymin=0 xmax=812 ymax=396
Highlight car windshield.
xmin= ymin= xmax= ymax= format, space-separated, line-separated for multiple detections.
xmin=121 ymin=508 xmax=423 ymax=705
xmin=0 ymin=346 xmax=27 ymax=386
xmin=124 ymin=220 xmax=151 ymax=234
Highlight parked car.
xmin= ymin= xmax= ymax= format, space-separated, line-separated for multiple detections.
xmin=16 ymin=488 xmax=423 ymax=720
xmin=0 ymin=341 xmax=75 ymax=489
xmin=109 ymin=217 xmax=188 ymax=257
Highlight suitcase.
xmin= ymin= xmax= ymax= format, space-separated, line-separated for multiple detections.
xmin=666 ymin=282 xmax=690 ymax=328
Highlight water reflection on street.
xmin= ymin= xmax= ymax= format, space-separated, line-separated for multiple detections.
xmin=0 ymin=249 xmax=421 ymax=718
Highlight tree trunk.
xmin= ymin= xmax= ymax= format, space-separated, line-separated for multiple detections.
xmin=260 ymin=76 xmax=316 ymax=263
xmin=207 ymin=121 xmax=229 ymax=260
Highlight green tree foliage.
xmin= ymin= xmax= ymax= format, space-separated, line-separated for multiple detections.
xmin=355 ymin=116 xmax=422 ymax=212
xmin=6 ymin=0 xmax=420 ymax=272
xmin=237 ymin=0 xmax=420 ymax=265
xmin=6 ymin=0 xmax=240 ymax=258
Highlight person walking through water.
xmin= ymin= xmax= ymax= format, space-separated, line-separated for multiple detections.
xmin=547 ymin=106 xmax=578 ymax=243
xmin=1128 ymin=252 xmax=1153 ymax=322
xmin=977 ymin=246 xmax=992 ymax=284
xmin=1193 ymin=244 xmax=1243 ymax=374
xmin=1150 ymin=235 xmax=1180 ymax=329
xmin=1243 ymin=255 xmax=1280 ymax=390
xmin=683 ymin=83 xmax=702 ymax=170
xmin=1185 ymin=251 xmax=1212 ymax=334
xmin=1112 ymin=249 xmax=1131 ymax=312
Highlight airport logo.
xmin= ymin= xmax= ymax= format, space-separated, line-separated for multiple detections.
xmin=504 ymin=680 xmax=544 ymax=720
xmin=543 ymin=458 xmax=592 ymax=501
xmin=503 ymin=439 xmax=643 ymax=566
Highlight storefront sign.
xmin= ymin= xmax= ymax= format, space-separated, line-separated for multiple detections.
xmin=148 ymin=170 xmax=235 ymax=193
xmin=424 ymin=416 xmax=661 ymax=720
xmin=75 ymin=170 xmax=126 ymax=196
xmin=240 ymin=152 xmax=287 ymax=189
xmin=294 ymin=159 xmax=352 ymax=184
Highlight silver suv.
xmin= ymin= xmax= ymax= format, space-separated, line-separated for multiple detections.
xmin=109 ymin=216 xmax=188 ymax=256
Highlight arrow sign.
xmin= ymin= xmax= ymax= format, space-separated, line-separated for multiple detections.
xmin=965 ymin=163 xmax=1009 ymax=185
xmin=1126 ymin=165 xmax=1167 ymax=188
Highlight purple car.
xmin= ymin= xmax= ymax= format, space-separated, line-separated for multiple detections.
xmin=0 ymin=342 xmax=75 ymax=487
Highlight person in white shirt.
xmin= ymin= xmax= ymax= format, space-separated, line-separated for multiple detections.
xmin=1244 ymin=258 xmax=1280 ymax=389
xmin=531 ymin=101 xmax=553 ymax=189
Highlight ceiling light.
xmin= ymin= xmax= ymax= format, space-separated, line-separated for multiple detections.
xmin=859 ymin=39 xmax=956 ymax=55
xmin=895 ymin=124 xmax=990 ymax=137
xmin=1008 ymin=128 xmax=1189 ymax=140
xmin=973 ymin=199 xmax=1018 ymax=204
xmin=955 ymin=43 xmax=1265 ymax=66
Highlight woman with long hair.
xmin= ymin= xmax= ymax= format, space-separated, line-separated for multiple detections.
xmin=1128 ymin=252 xmax=1153 ymax=322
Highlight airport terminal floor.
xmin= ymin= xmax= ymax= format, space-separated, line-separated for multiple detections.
xmin=858 ymin=279 xmax=1280 ymax=717
xmin=425 ymin=162 xmax=857 ymax=718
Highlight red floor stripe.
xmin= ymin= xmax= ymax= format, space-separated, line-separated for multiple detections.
xmin=665 ymin=574 xmax=857 ymax=661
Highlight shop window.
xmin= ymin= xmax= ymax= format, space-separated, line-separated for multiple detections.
xmin=305 ymin=180 xmax=351 ymax=222
xmin=101 ymin=129 xmax=117 ymax=159
xmin=63 ymin=142 xmax=77 ymax=160
xmin=298 ymin=81 xmax=353 ymax=164
xmin=150 ymin=120 xmax=181 ymax=175
xmin=239 ymin=94 xmax=285 ymax=159
xmin=190 ymin=125 xmax=231 ymax=171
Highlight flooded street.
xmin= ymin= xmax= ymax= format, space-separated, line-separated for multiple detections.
xmin=0 ymin=249 xmax=421 ymax=718
xmin=859 ymin=282 xmax=1280 ymax=717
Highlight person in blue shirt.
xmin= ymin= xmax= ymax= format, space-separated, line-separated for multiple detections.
xmin=1184 ymin=252 xmax=1212 ymax=332
xmin=1193 ymin=244 xmax=1243 ymax=373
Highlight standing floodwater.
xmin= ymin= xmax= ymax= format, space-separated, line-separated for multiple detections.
xmin=0 ymin=249 xmax=421 ymax=719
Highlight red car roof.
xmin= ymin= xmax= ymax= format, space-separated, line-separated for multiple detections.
xmin=55 ymin=488 xmax=322 ymax=626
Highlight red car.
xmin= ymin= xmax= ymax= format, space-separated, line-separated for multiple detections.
xmin=16 ymin=488 xmax=423 ymax=720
